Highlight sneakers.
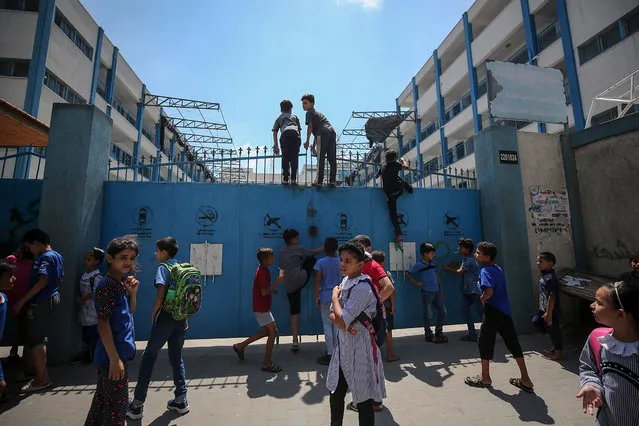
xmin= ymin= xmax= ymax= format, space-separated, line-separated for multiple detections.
xmin=317 ymin=354 xmax=332 ymax=366
xmin=424 ymin=334 xmax=433 ymax=342
xmin=347 ymin=401 xmax=384 ymax=412
xmin=167 ymin=398 xmax=190 ymax=415
xmin=127 ymin=399 xmax=189 ymax=419
xmin=126 ymin=402 xmax=144 ymax=420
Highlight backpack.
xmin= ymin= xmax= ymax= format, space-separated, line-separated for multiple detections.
xmin=346 ymin=277 xmax=388 ymax=348
xmin=161 ymin=263 xmax=203 ymax=321
xmin=589 ymin=327 xmax=614 ymax=375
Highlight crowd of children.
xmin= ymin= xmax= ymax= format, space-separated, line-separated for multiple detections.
xmin=1 ymin=226 xmax=637 ymax=426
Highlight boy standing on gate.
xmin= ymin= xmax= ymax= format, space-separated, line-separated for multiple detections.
xmin=127 ymin=237 xmax=189 ymax=420
xmin=301 ymin=94 xmax=337 ymax=188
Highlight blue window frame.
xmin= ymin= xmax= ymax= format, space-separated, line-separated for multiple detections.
xmin=578 ymin=6 xmax=639 ymax=65
xmin=54 ymin=8 xmax=93 ymax=60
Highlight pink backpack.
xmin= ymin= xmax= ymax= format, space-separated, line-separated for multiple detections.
xmin=588 ymin=327 xmax=613 ymax=374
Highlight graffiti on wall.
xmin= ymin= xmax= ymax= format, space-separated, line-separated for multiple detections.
xmin=590 ymin=239 xmax=634 ymax=261
xmin=529 ymin=187 xmax=571 ymax=235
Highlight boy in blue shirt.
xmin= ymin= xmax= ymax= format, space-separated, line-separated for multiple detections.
xmin=314 ymin=237 xmax=342 ymax=366
xmin=464 ymin=242 xmax=534 ymax=393
xmin=445 ymin=238 xmax=483 ymax=342
xmin=127 ymin=237 xmax=189 ymax=420
xmin=532 ymin=252 xmax=563 ymax=361
xmin=15 ymin=229 xmax=63 ymax=395
xmin=406 ymin=243 xmax=448 ymax=343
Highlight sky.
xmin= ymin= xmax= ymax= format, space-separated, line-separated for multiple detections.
xmin=79 ymin=0 xmax=475 ymax=152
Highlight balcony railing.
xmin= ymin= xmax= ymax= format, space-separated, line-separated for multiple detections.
xmin=508 ymin=20 xmax=560 ymax=64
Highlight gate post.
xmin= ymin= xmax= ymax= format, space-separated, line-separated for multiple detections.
xmin=38 ymin=104 xmax=112 ymax=363
xmin=474 ymin=125 xmax=534 ymax=332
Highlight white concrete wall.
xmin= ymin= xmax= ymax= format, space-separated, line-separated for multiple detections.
xmin=47 ymin=26 xmax=93 ymax=100
xmin=0 ymin=10 xmax=37 ymax=58
xmin=0 ymin=78 xmax=27 ymax=108
xmin=567 ymin=0 xmax=638 ymax=47
xmin=578 ymin=33 xmax=639 ymax=118
xmin=518 ymin=131 xmax=576 ymax=300
xmin=472 ymin=0 xmax=523 ymax=65
xmin=38 ymin=85 xmax=65 ymax=124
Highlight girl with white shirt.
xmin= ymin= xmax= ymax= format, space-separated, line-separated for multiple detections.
xmin=327 ymin=242 xmax=386 ymax=426
xmin=577 ymin=279 xmax=639 ymax=425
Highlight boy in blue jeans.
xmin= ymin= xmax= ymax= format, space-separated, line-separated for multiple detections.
xmin=314 ymin=237 xmax=342 ymax=366
xmin=445 ymin=238 xmax=483 ymax=342
xmin=406 ymin=243 xmax=448 ymax=343
xmin=127 ymin=237 xmax=188 ymax=420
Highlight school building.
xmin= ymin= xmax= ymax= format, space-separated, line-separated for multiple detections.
xmin=355 ymin=0 xmax=639 ymax=188
xmin=0 ymin=0 xmax=224 ymax=182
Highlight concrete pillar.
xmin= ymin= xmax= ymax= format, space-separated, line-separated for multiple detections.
xmin=38 ymin=104 xmax=112 ymax=363
xmin=474 ymin=125 xmax=534 ymax=332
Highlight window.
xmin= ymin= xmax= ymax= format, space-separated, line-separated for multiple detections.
xmin=591 ymin=107 xmax=618 ymax=127
xmin=44 ymin=69 xmax=86 ymax=104
xmin=578 ymin=38 xmax=599 ymax=64
xmin=53 ymin=8 xmax=93 ymax=60
xmin=0 ymin=0 xmax=37 ymax=11
xmin=600 ymin=24 xmax=621 ymax=50
xmin=579 ymin=6 xmax=639 ymax=64
xmin=0 ymin=58 xmax=30 ymax=77
xmin=624 ymin=7 xmax=639 ymax=36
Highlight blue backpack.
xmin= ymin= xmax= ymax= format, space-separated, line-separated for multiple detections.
xmin=346 ymin=277 xmax=387 ymax=348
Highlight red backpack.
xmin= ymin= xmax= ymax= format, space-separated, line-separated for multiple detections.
xmin=588 ymin=327 xmax=613 ymax=374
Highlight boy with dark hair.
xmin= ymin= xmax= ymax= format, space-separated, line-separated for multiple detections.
xmin=279 ymin=229 xmax=323 ymax=352
xmin=233 ymin=248 xmax=285 ymax=372
xmin=465 ymin=242 xmax=534 ymax=393
xmin=15 ymin=228 xmax=62 ymax=395
xmin=532 ymin=252 xmax=563 ymax=361
xmin=127 ymin=237 xmax=189 ymax=420
xmin=273 ymin=99 xmax=302 ymax=185
xmin=445 ymin=238 xmax=483 ymax=342
xmin=375 ymin=150 xmax=413 ymax=241
xmin=621 ymin=250 xmax=639 ymax=283
xmin=406 ymin=243 xmax=448 ymax=343
xmin=314 ymin=237 xmax=341 ymax=366
xmin=371 ymin=250 xmax=400 ymax=362
xmin=301 ymin=94 xmax=337 ymax=188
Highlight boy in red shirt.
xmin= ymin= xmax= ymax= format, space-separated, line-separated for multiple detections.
xmin=233 ymin=248 xmax=285 ymax=372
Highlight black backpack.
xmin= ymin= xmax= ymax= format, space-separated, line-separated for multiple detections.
xmin=346 ymin=277 xmax=387 ymax=347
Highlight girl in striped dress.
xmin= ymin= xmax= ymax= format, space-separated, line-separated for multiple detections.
xmin=577 ymin=280 xmax=639 ymax=425
xmin=327 ymin=242 xmax=386 ymax=426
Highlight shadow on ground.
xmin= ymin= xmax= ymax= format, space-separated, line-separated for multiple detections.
xmin=0 ymin=327 xmax=586 ymax=416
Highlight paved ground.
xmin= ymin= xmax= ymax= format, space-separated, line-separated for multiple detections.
xmin=0 ymin=325 xmax=594 ymax=425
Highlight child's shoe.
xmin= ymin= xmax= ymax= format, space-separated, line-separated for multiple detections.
xmin=126 ymin=402 xmax=144 ymax=420
xmin=317 ymin=354 xmax=331 ymax=366
xmin=433 ymin=332 xmax=448 ymax=344
xmin=424 ymin=333 xmax=433 ymax=342
xmin=167 ymin=398 xmax=190 ymax=415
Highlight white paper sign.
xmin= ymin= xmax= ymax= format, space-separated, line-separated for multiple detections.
xmin=388 ymin=242 xmax=416 ymax=272
xmin=190 ymin=243 xmax=223 ymax=276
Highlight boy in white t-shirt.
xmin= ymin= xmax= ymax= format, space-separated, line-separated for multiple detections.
xmin=70 ymin=248 xmax=104 ymax=365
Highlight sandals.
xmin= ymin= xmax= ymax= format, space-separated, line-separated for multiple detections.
xmin=261 ymin=362 xmax=282 ymax=373
xmin=510 ymin=378 xmax=534 ymax=393
xmin=464 ymin=375 xmax=492 ymax=389
xmin=232 ymin=344 xmax=245 ymax=361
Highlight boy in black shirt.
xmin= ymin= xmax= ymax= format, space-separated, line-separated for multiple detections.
xmin=375 ymin=150 xmax=412 ymax=241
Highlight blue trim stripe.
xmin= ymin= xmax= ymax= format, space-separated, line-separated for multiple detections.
xmin=133 ymin=84 xmax=146 ymax=181
xmin=433 ymin=49 xmax=450 ymax=187
xmin=411 ymin=77 xmax=424 ymax=186
xmin=556 ymin=0 xmax=585 ymax=130
xmin=23 ymin=0 xmax=55 ymax=117
xmin=89 ymin=27 xmax=104 ymax=105
xmin=520 ymin=0 xmax=547 ymax=134
xmin=462 ymin=12 xmax=481 ymax=134
xmin=105 ymin=47 xmax=119 ymax=116
xmin=395 ymin=98 xmax=405 ymax=178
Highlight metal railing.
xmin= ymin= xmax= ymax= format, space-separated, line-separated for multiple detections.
xmin=0 ymin=147 xmax=46 ymax=179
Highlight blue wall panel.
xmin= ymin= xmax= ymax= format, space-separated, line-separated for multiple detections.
xmin=0 ymin=179 xmax=43 ymax=256
xmin=100 ymin=183 xmax=481 ymax=339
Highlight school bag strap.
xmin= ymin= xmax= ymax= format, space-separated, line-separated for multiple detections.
xmin=589 ymin=327 xmax=613 ymax=374
xmin=416 ymin=261 xmax=437 ymax=273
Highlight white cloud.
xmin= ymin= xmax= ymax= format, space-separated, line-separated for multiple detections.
xmin=337 ymin=0 xmax=383 ymax=10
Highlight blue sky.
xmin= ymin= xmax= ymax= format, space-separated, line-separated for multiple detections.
xmin=80 ymin=0 xmax=474 ymax=152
